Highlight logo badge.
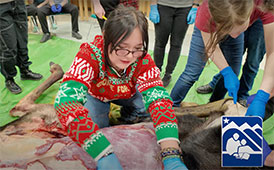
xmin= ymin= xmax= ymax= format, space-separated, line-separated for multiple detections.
xmin=222 ymin=116 xmax=263 ymax=167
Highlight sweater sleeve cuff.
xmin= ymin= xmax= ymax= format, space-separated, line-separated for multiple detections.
xmin=82 ymin=131 xmax=112 ymax=161
xmin=155 ymin=122 xmax=179 ymax=144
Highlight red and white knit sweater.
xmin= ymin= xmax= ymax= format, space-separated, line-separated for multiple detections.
xmin=54 ymin=35 xmax=179 ymax=161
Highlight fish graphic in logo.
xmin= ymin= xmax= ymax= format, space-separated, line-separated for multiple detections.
xmin=222 ymin=116 xmax=263 ymax=167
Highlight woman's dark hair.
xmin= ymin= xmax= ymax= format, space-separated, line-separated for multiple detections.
xmin=103 ymin=5 xmax=148 ymax=67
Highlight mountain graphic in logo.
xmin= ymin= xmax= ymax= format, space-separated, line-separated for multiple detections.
xmin=222 ymin=116 xmax=263 ymax=167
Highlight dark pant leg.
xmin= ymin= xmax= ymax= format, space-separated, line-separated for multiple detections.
xmin=153 ymin=5 xmax=174 ymax=72
xmin=0 ymin=1 xmax=18 ymax=80
xmin=26 ymin=4 xmax=37 ymax=16
xmin=165 ymin=6 xmax=191 ymax=75
xmin=14 ymin=0 xmax=32 ymax=71
xmin=209 ymin=34 xmax=244 ymax=102
xmin=62 ymin=3 xmax=79 ymax=32
xmin=27 ymin=4 xmax=39 ymax=26
xmin=37 ymin=4 xmax=52 ymax=33
xmin=265 ymin=97 xmax=274 ymax=121
xmin=238 ymin=19 xmax=265 ymax=100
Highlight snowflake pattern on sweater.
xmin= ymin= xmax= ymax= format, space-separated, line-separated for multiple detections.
xmin=54 ymin=35 xmax=179 ymax=161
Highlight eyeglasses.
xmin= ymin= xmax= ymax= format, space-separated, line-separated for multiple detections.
xmin=114 ymin=48 xmax=146 ymax=58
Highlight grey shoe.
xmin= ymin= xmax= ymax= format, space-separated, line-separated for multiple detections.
xmin=40 ymin=33 xmax=51 ymax=43
xmin=72 ymin=31 xmax=82 ymax=40
xmin=162 ymin=74 xmax=171 ymax=87
xmin=196 ymin=84 xmax=213 ymax=94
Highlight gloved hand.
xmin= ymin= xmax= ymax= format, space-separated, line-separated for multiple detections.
xmin=245 ymin=90 xmax=270 ymax=119
xmin=149 ymin=4 xmax=160 ymax=24
xmin=51 ymin=5 xmax=58 ymax=13
xmin=187 ymin=8 xmax=197 ymax=24
xmin=56 ymin=4 xmax=62 ymax=13
xmin=220 ymin=66 xmax=239 ymax=104
xmin=97 ymin=153 xmax=123 ymax=170
xmin=163 ymin=157 xmax=188 ymax=170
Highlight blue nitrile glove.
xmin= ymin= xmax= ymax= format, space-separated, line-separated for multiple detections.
xmin=149 ymin=4 xmax=160 ymax=24
xmin=97 ymin=153 xmax=123 ymax=170
xmin=220 ymin=66 xmax=239 ymax=104
xmin=163 ymin=157 xmax=188 ymax=170
xmin=187 ymin=8 xmax=197 ymax=24
xmin=56 ymin=4 xmax=62 ymax=13
xmin=262 ymin=137 xmax=272 ymax=164
xmin=245 ymin=90 xmax=270 ymax=119
xmin=51 ymin=5 xmax=58 ymax=13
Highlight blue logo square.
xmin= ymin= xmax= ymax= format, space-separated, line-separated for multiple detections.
xmin=222 ymin=116 xmax=263 ymax=167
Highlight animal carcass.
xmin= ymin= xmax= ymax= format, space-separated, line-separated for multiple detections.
xmin=2 ymin=62 xmax=268 ymax=170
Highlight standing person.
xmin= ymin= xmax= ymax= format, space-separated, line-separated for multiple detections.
xmin=54 ymin=6 xmax=188 ymax=169
xmin=170 ymin=0 xmax=274 ymax=108
xmin=0 ymin=0 xmax=43 ymax=94
xmin=37 ymin=0 xmax=82 ymax=43
xmin=91 ymin=0 xmax=138 ymax=30
xmin=196 ymin=19 xmax=266 ymax=107
xmin=149 ymin=0 xmax=199 ymax=87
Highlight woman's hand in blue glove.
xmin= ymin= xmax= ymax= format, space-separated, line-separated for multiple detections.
xmin=51 ymin=5 xmax=58 ymax=13
xmin=149 ymin=4 xmax=160 ymax=24
xmin=56 ymin=4 xmax=62 ymax=13
xmin=97 ymin=153 xmax=123 ymax=170
xmin=245 ymin=90 xmax=270 ymax=119
xmin=187 ymin=8 xmax=197 ymax=24
xmin=220 ymin=66 xmax=239 ymax=104
xmin=163 ymin=157 xmax=188 ymax=170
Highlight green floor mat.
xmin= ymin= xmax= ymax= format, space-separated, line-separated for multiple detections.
xmin=0 ymin=34 xmax=81 ymax=127
xmin=0 ymin=34 xmax=273 ymax=144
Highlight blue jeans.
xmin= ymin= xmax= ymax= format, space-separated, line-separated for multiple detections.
xmin=170 ymin=26 xmax=244 ymax=106
xmin=207 ymin=19 xmax=265 ymax=101
xmin=84 ymin=89 xmax=149 ymax=128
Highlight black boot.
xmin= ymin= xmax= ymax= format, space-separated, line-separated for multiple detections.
xmin=5 ymin=79 xmax=22 ymax=94
xmin=21 ymin=69 xmax=43 ymax=80
xmin=162 ymin=74 xmax=171 ymax=87
xmin=72 ymin=31 xmax=82 ymax=40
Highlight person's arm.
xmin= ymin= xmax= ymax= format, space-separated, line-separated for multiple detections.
xmin=28 ymin=0 xmax=34 ymax=5
xmin=150 ymin=0 xmax=157 ymax=5
xmin=137 ymin=56 xmax=187 ymax=169
xmin=37 ymin=0 xmax=49 ymax=8
xmin=200 ymin=31 xmax=229 ymax=70
xmin=48 ymin=0 xmax=54 ymax=6
xmin=245 ymin=22 xmax=274 ymax=118
xmin=60 ymin=0 xmax=67 ymax=7
xmin=201 ymin=30 xmax=239 ymax=104
xmin=91 ymin=0 xmax=105 ymax=19
xmin=260 ymin=23 xmax=274 ymax=93
xmin=54 ymin=43 xmax=122 ymax=169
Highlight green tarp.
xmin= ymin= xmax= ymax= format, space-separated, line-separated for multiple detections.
xmin=0 ymin=34 xmax=273 ymax=144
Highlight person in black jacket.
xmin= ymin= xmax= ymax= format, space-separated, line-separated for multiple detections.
xmin=0 ymin=0 xmax=43 ymax=94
